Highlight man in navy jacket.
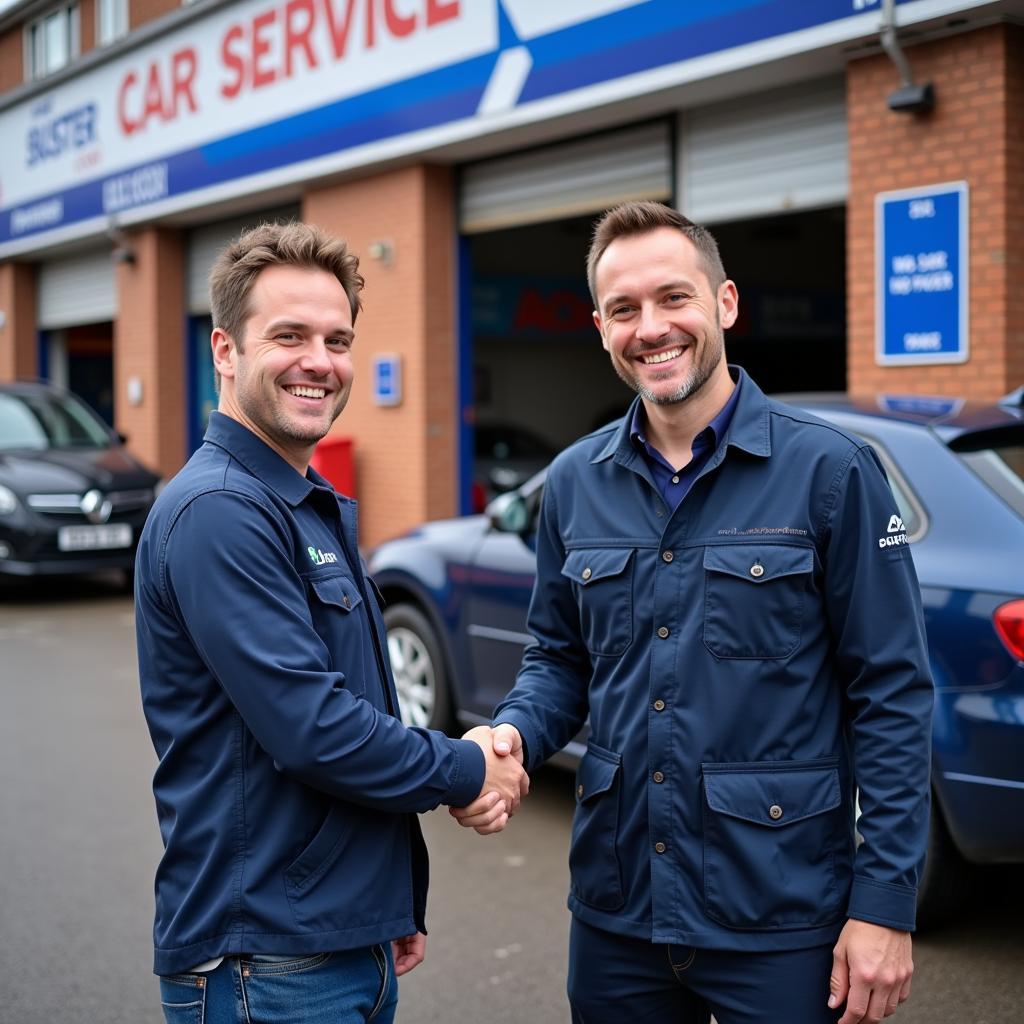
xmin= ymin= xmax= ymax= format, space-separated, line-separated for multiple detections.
xmin=454 ymin=202 xmax=933 ymax=1024
xmin=136 ymin=222 xmax=524 ymax=1023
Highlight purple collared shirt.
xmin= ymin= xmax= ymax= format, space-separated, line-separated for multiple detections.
xmin=630 ymin=375 xmax=743 ymax=511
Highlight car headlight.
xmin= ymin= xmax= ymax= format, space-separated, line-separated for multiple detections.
xmin=0 ymin=484 xmax=20 ymax=516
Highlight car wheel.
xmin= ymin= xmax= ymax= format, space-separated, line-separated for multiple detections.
xmin=916 ymin=800 xmax=972 ymax=927
xmin=383 ymin=603 xmax=452 ymax=732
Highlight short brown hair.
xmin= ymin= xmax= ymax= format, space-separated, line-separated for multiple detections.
xmin=586 ymin=201 xmax=727 ymax=308
xmin=210 ymin=221 xmax=364 ymax=345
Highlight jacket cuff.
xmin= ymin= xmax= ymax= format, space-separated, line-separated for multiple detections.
xmin=444 ymin=738 xmax=487 ymax=807
xmin=847 ymin=876 xmax=918 ymax=932
xmin=491 ymin=712 xmax=537 ymax=773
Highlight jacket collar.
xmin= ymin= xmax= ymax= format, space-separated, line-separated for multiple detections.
xmin=203 ymin=411 xmax=317 ymax=507
xmin=590 ymin=365 xmax=772 ymax=465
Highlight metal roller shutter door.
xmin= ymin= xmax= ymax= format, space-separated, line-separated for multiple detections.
xmin=187 ymin=206 xmax=301 ymax=314
xmin=37 ymin=250 xmax=116 ymax=329
xmin=679 ymin=80 xmax=848 ymax=224
xmin=459 ymin=121 xmax=672 ymax=234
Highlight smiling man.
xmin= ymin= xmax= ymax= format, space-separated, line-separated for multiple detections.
xmin=455 ymin=202 xmax=934 ymax=1024
xmin=134 ymin=222 xmax=524 ymax=1024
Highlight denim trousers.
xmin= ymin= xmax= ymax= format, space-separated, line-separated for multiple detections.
xmin=568 ymin=917 xmax=842 ymax=1024
xmin=158 ymin=947 xmax=398 ymax=1024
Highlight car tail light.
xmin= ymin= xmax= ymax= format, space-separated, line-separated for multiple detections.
xmin=993 ymin=600 xmax=1024 ymax=661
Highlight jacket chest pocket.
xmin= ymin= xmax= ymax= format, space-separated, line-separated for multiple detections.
xmin=701 ymin=759 xmax=850 ymax=930
xmin=561 ymin=548 xmax=635 ymax=657
xmin=703 ymin=544 xmax=813 ymax=659
xmin=308 ymin=574 xmax=367 ymax=695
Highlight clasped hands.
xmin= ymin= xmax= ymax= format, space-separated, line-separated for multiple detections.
xmin=451 ymin=724 xmax=528 ymax=834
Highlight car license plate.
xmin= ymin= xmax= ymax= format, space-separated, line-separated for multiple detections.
xmin=57 ymin=524 xmax=133 ymax=552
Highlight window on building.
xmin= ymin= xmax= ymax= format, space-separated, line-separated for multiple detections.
xmin=97 ymin=0 xmax=127 ymax=45
xmin=26 ymin=3 xmax=79 ymax=80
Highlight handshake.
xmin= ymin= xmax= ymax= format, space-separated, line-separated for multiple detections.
xmin=450 ymin=724 xmax=529 ymax=835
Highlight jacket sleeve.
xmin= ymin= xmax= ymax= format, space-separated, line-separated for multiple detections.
xmin=160 ymin=489 xmax=485 ymax=813
xmin=492 ymin=475 xmax=591 ymax=772
xmin=822 ymin=445 xmax=934 ymax=932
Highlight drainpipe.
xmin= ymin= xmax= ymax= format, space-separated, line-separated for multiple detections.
xmin=881 ymin=0 xmax=934 ymax=112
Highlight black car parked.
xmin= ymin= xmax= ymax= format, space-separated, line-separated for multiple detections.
xmin=0 ymin=381 xmax=161 ymax=579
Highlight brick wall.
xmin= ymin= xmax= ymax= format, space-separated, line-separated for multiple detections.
xmin=113 ymin=229 xmax=186 ymax=476
xmin=0 ymin=27 xmax=23 ymax=91
xmin=847 ymin=23 xmax=1022 ymax=399
xmin=0 ymin=262 xmax=37 ymax=380
xmin=79 ymin=0 xmax=96 ymax=54
xmin=129 ymin=0 xmax=180 ymax=31
xmin=304 ymin=165 xmax=456 ymax=546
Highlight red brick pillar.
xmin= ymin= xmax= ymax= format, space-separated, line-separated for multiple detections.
xmin=846 ymin=23 xmax=1022 ymax=399
xmin=304 ymin=165 xmax=457 ymax=546
xmin=113 ymin=228 xmax=187 ymax=477
xmin=0 ymin=262 xmax=38 ymax=381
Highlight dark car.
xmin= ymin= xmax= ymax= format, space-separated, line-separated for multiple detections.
xmin=0 ymin=381 xmax=161 ymax=579
xmin=369 ymin=392 xmax=1024 ymax=922
xmin=472 ymin=422 xmax=557 ymax=513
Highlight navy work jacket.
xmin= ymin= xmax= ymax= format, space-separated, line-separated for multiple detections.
xmin=494 ymin=369 xmax=933 ymax=951
xmin=136 ymin=413 xmax=485 ymax=976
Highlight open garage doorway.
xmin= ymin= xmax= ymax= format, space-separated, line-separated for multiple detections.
xmin=461 ymin=204 xmax=846 ymax=512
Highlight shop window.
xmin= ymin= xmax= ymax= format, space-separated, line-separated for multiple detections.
xmin=25 ymin=3 xmax=79 ymax=80
xmin=97 ymin=0 xmax=127 ymax=46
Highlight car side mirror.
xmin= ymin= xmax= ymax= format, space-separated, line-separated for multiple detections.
xmin=487 ymin=491 xmax=532 ymax=536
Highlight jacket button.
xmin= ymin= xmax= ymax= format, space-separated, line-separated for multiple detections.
xmin=769 ymin=804 xmax=783 ymax=820
xmin=653 ymin=699 xmax=666 ymax=712
xmin=582 ymin=567 xmax=592 ymax=580
xmin=343 ymin=595 xmax=351 ymax=607
xmin=750 ymin=563 xmax=765 ymax=578
xmin=652 ymin=771 xmax=664 ymax=783
xmin=657 ymin=626 xmax=670 ymax=639
xmin=662 ymin=550 xmax=674 ymax=563
xmin=577 ymin=784 xmax=584 ymax=798
xmin=654 ymin=841 xmax=667 ymax=854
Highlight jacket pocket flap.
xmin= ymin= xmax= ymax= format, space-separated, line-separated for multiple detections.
xmin=703 ymin=544 xmax=813 ymax=584
xmin=561 ymin=548 xmax=633 ymax=586
xmin=576 ymin=743 xmax=621 ymax=803
xmin=703 ymin=764 xmax=840 ymax=827
xmin=310 ymin=575 xmax=364 ymax=613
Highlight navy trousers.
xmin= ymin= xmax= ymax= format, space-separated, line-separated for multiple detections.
xmin=568 ymin=918 xmax=843 ymax=1024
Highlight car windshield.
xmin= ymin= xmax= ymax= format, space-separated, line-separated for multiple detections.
xmin=954 ymin=431 xmax=1024 ymax=519
xmin=0 ymin=391 xmax=111 ymax=452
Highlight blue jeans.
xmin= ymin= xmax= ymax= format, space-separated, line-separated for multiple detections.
xmin=158 ymin=947 xmax=397 ymax=1024
xmin=568 ymin=918 xmax=842 ymax=1024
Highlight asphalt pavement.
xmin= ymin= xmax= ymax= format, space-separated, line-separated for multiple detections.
xmin=1 ymin=576 xmax=1021 ymax=1023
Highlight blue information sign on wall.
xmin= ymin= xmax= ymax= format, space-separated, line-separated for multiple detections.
xmin=876 ymin=181 xmax=968 ymax=365
xmin=372 ymin=355 xmax=402 ymax=407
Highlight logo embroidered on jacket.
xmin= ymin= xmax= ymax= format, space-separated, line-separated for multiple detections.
xmin=307 ymin=545 xmax=338 ymax=565
xmin=878 ymin=515 xmax=909 ymax=548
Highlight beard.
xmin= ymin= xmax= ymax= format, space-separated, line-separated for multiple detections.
xmin=237 ymin=371 xmax=351 ymax=450
xmin=615 ymin=317 xmax=725 ymax=406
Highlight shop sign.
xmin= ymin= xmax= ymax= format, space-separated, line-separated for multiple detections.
xmin=875 ymin=181 xmax=968 ymax=366
xmin=2 ymin=0 xmax=924 ymax=256
xmin=473 ymin=276 xmax=594 ymax=341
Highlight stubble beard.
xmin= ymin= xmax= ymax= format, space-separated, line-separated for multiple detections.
xmin=238 ymin=371 xmax=350 ymax=450
xmin=615 ymin=322 xmax=725 ymax=406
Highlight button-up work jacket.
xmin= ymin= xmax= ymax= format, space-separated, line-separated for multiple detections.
xmin=494 ymin=370 xmax=933 ymax=951
xmin=136 ymin=413 xmax=485 ymax=975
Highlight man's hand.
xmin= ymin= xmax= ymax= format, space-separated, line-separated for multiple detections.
xmin=451 ymin=725 xmax=528 ymax=834
xmin=830 ymin=920 xmax=913 ymax=1022
xmin=391 ymin=931 xmax=426 ymax=977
